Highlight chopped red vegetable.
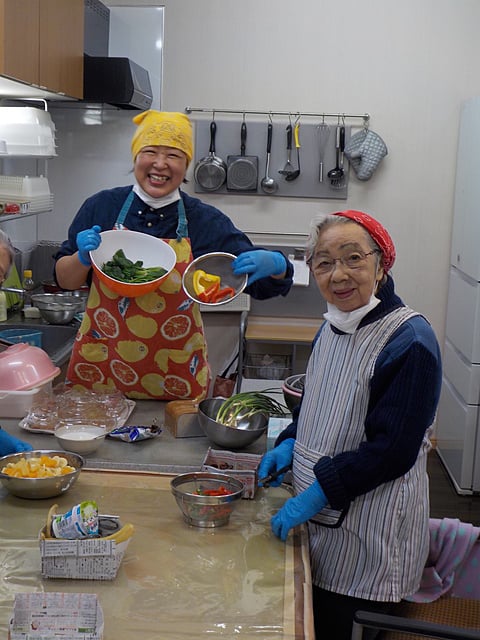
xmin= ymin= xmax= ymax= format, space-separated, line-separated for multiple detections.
xmin=197 ymin=485 xmax=233 ymax=496
xmin=198 ymin=284 xmax=235 ymax=304
xmin=212 ymin=286 xmax=236 ymax=302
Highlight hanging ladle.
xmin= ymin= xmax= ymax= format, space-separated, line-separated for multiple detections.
xmin=328 ymin=125 xmax=345 ymax=186
xmin=260 ymin=122 xmax=278 ymax=194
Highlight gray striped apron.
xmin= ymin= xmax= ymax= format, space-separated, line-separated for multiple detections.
xmin=294 ymin=307 xmax=431 ymax=601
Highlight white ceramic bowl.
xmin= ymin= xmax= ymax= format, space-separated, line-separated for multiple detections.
xmin=0 ymin=343 xmax=60 ymax=391
xmin=90 ymin=230 xmax=177 ymax=297
xmin=55 ymin=422 xmax=107 ymax=455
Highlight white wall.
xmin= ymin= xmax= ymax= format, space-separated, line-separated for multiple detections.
xmin=31 ymin=0 xmax=480 ymax=349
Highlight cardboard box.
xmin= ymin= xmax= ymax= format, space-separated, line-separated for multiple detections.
xmin=201 ymin=447 xmax=262 ymax=499
xmin=39 ymin=527 xmax=131 ymax=581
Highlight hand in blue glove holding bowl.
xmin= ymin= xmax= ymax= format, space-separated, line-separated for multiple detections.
xmin=76 ymin=225 xmax=102 ymax=266
xmin=232 ymin=250 xmax=286 ymax=285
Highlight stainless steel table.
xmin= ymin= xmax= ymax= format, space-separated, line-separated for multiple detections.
xmin=0 ymin=399 xmax=267 ymax=473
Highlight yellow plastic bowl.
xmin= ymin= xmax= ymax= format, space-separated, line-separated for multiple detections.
xmin=90 ymin=230 xmax=177 ymax=297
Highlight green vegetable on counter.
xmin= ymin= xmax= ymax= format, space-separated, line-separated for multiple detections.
xmin=102 ymin=249 xmax=167 ymax=283
xmin=215 ymin=391 xmax=289 ymax=427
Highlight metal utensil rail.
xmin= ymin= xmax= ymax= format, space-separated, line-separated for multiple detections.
xmin=185 ymin=106 xmax=370 ymax=126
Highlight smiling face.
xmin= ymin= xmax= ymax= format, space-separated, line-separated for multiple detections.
xmin=311 ymin=221 xmax=384 ymax=312
xmin=134 ymin=145 xmax=188 ymax=198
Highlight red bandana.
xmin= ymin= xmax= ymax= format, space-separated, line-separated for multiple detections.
xmin=333 ymin=210 xmax=396 ymax=272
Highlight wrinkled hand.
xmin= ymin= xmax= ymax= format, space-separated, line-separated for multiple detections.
xmin=0 ymin=429 xmax=33 ymax=456
xmin=232 ymin=250 xmax=286 ymax=285
xmin=258 ymin=438 xmax=295 ymax=487
xmin=271 ymin=480 xmax=327 ymax=542
xmin=77 ymin=225 xmax=102 ymax=266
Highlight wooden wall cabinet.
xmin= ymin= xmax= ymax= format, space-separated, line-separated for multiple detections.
xmin=0 ymin=0 xmax=84 ymax=99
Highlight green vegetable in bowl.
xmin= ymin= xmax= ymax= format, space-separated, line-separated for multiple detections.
xmin=215 ymin=391 xmax=289 ymax=427
xmin=102 ymin=249 xmax=167 ymax=283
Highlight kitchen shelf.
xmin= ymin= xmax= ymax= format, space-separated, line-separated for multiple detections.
xmin=243 ymin=315 xmax=320 ymax=379
xmin=0 ymin=208 xmax=53 ymax=224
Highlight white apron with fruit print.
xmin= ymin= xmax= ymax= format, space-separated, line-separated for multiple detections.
xmin=66 ymin=193 xmax=210 ymax=400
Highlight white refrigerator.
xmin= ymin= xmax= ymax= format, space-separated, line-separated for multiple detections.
xmin=436 ymin=96 xmax=480 ymax=494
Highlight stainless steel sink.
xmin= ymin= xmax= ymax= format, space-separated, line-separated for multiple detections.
xmin=0 ymin=323 xmax=78 ymax=366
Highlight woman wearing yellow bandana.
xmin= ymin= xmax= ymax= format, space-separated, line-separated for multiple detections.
xmin=54 ymin=111 xmax=293 ymax=400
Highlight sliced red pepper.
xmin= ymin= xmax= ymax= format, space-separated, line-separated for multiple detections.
xmin=197 ymin=283 xmax=235 ymax=304
xmin=201 ymin=486 xmax=233 ymax=496
xmin=211 ymin=286 xmax=236 ymax=303
xmin=197 ymin=280 xmax=220 ymax=303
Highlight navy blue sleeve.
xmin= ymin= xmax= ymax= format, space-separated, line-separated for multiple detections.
xmin=54 ymin=186 xmax=132 ymax=259
xmin=313 ymin=316 xmax=442 ymax=510
xmin=54 ymin=188 xmax=294 ymax=300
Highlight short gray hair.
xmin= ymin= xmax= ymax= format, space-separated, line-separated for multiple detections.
xmin=305 ymin=213 xmax=381 ymax=263
xmin=0 ymin=229 xmax=16 ymax=277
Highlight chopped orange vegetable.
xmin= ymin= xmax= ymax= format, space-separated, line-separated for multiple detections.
xmin=1 ymin=455 xmax=75 ymax=478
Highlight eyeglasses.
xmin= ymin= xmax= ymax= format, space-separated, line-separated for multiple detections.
xmin=308 ymin=250 xmax=378 ymax=275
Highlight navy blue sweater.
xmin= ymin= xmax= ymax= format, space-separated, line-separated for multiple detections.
xmin=54 ymin=187 xmax=293 ymax=300
xmin=276 ymin=275 xmax=443 ymax=510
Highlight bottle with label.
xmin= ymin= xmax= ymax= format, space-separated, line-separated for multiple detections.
xmin=0 ymin=290 xmax=7 ymax=322
xmin=22 ymin=270 xmax=35 ymax=308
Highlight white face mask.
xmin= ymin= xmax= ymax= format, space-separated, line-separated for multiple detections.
xmin=133 ymin=183 xmax=180 ymax=209
xmin=324 ymin=292 xmax=380 ymax=334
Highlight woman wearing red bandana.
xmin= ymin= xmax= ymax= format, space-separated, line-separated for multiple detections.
xmin=258 ymin=210 xmax=442 ymax=640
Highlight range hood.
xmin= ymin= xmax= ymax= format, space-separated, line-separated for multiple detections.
xmin=83 ymin=54 xmax=153 ymax=111
xmin=83 ymin=0 xmax=153 ymax=110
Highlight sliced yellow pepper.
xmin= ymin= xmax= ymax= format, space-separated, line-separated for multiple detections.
xmin=192 ymin=269 xmax=221 ymax=295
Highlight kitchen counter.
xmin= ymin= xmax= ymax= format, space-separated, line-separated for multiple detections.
xmin=0 ymin=312 xmax=280 ymax=472
xmin=1 ymin=399 xmax=269 ymax=473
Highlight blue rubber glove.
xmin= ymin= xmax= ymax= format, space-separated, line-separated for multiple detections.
xmin=0 ymin=429 xmax=33 ymax=456
xmin=77 ymin=225 xmax=102 ymax=266
xmin=271 ymin=480 xmax=328 ymax=542
xmin=258 ymin=438 xmax=295 ymax=487
xmin=232 ymin=250 xmax=286 ymax=285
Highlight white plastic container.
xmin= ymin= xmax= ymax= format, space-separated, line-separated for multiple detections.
xmin=0 ymin=382 xmax=52 ymax=418
xmin=0 ymin=175 xmax=51 ymax=198
xmin=0 ymin=107 xmax=57 ymax=156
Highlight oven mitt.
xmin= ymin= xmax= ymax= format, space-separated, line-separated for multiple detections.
xmin=344 ymin=129 xmax=388 ymax=181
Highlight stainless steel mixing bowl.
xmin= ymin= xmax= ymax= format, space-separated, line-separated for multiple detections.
xmin=198 ymin=397 xmax=268 ymax=449
xmin=0 ymin=449 xmax=84 ymax=499
xmin=182 ymin=252 xmax=248 ymax=306
xmin=31 ymin=293 xmax=85 ymax=324
xmin=171 ymin=471 xmax=244 ymax=527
